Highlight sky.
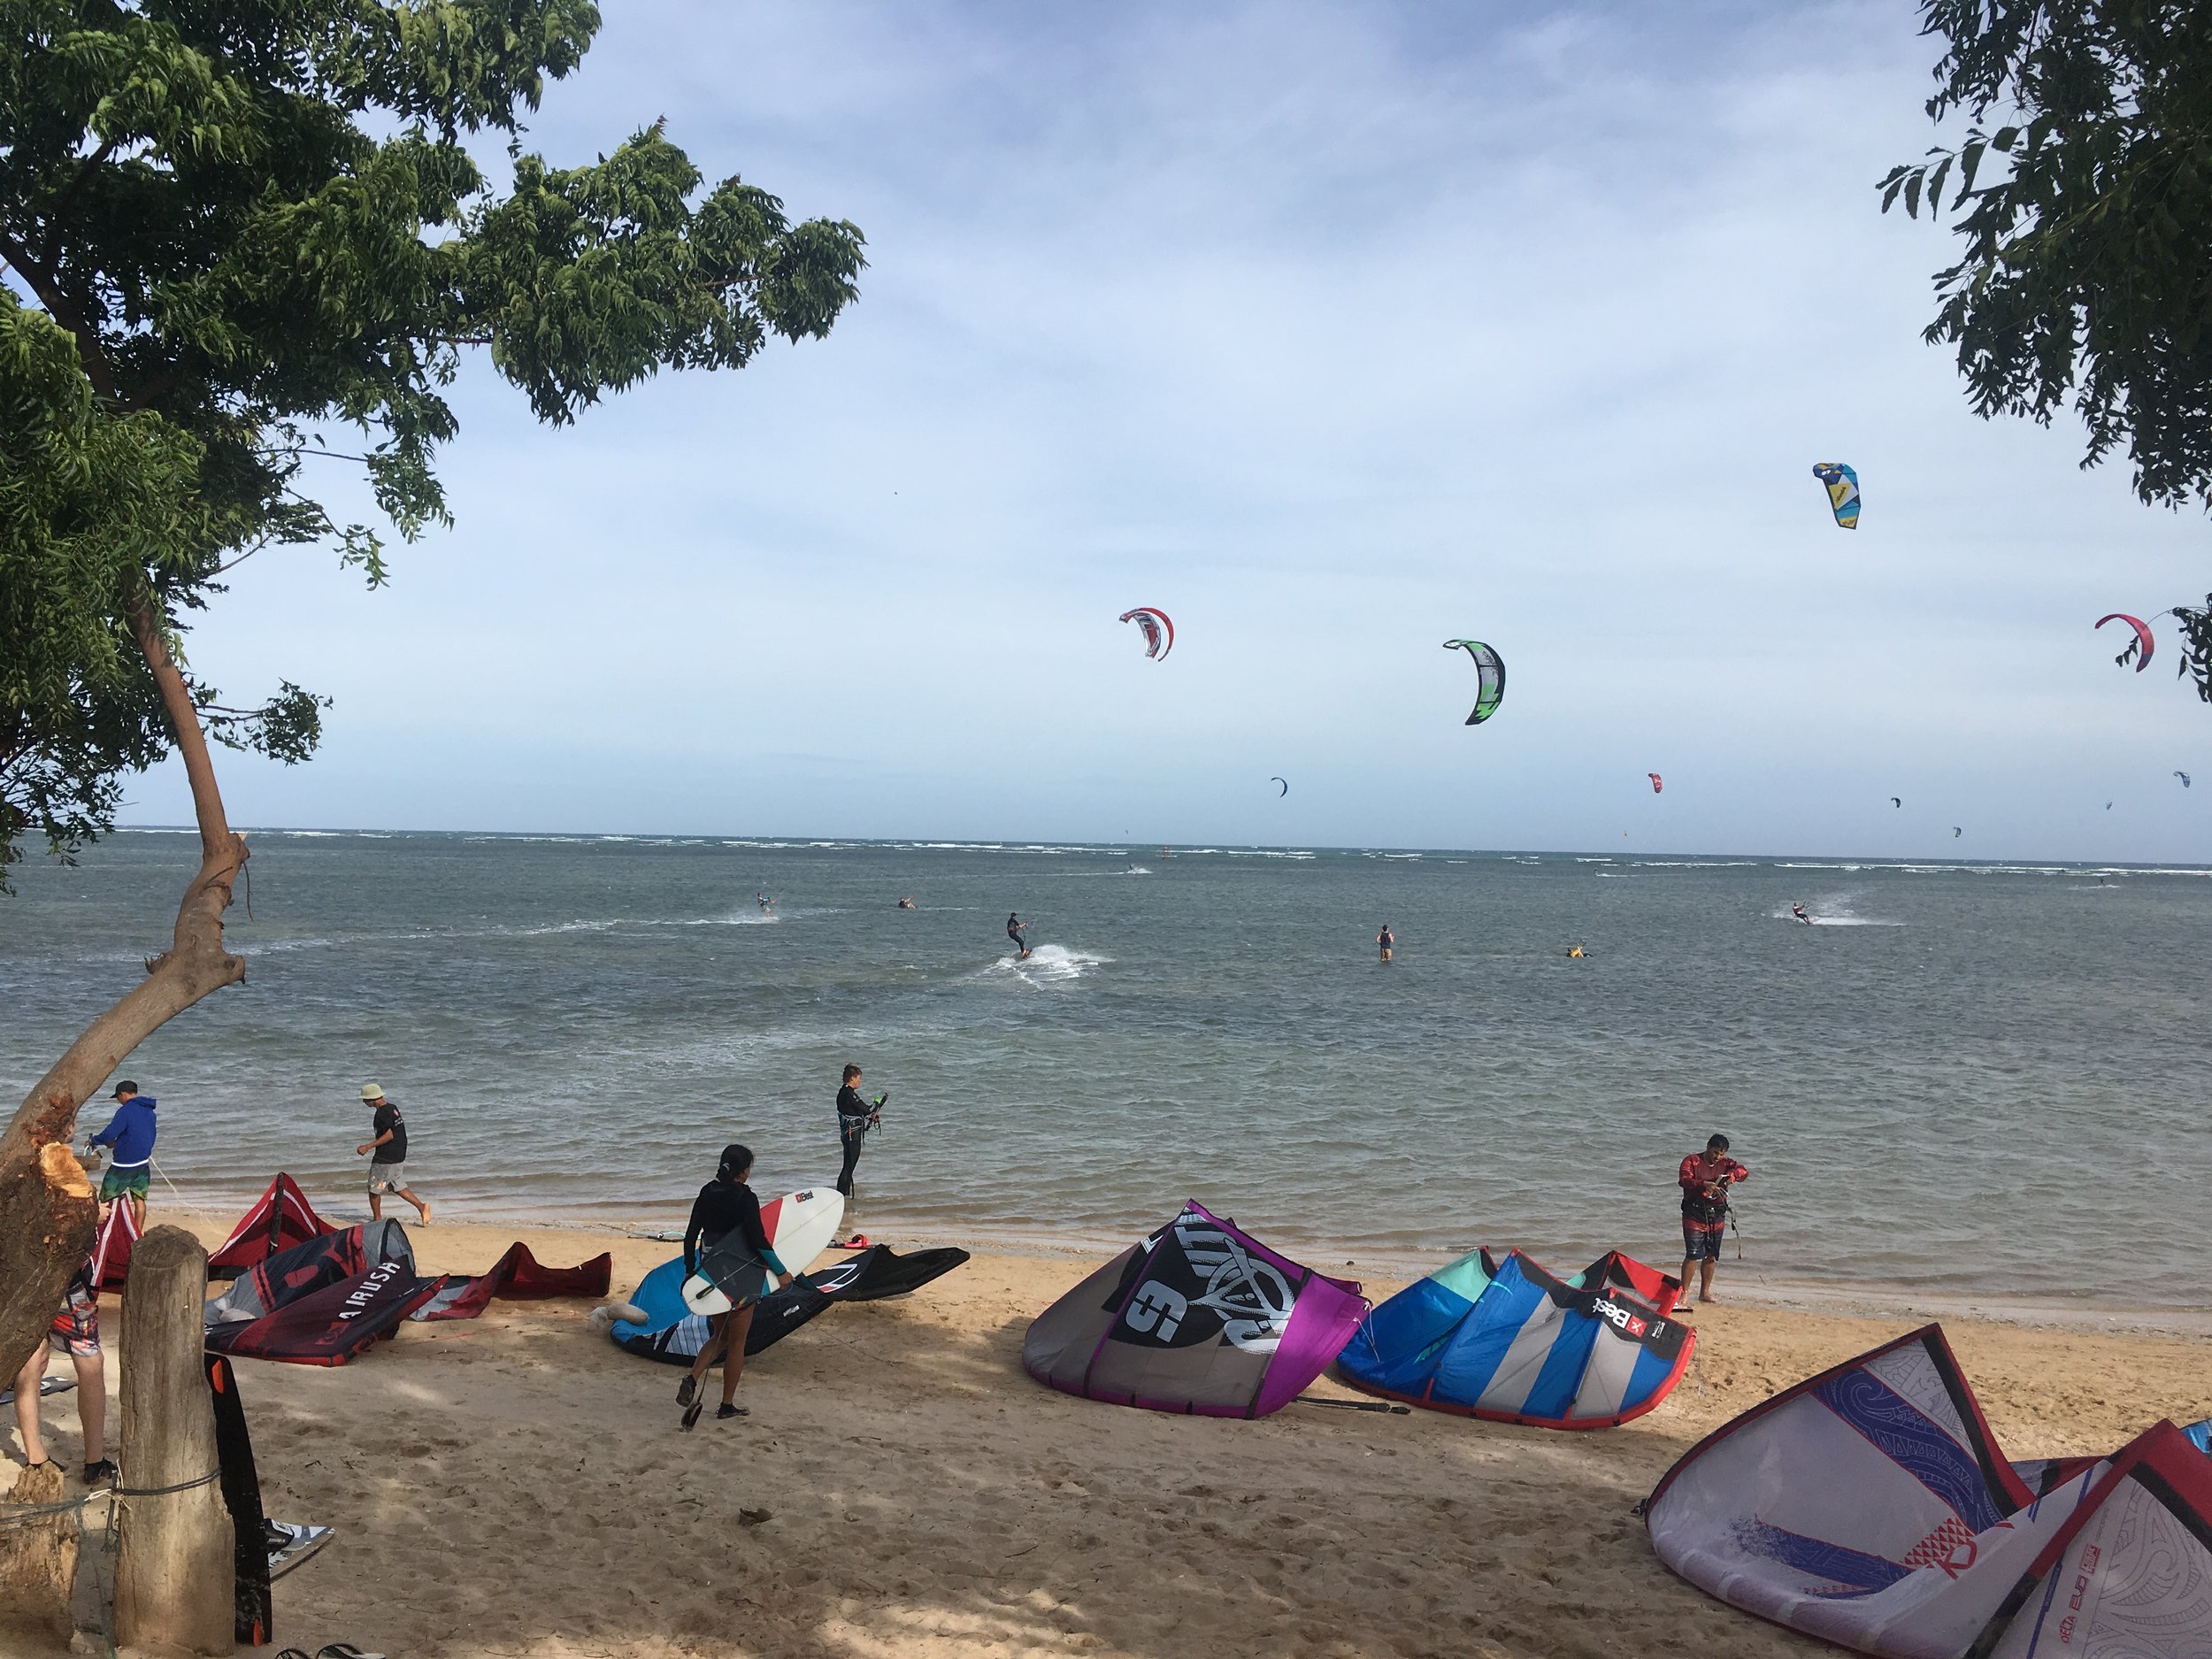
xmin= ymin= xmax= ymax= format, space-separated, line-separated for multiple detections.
xmin=119 ymin=0 xmax=2212 ymax=861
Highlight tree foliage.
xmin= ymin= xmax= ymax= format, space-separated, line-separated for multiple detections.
xmin=1880 ymin=1 xmax=2212 ymax=700
xmin=0 ymin=0 xmax=866 ymax=869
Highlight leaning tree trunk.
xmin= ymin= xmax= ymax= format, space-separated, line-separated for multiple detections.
xmin=0 ymin=597 xmax=248 ymax=1386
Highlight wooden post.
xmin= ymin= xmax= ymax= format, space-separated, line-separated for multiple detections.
xmin=0 ymin=1458 xmax=78 ymax=1644
xmin=115 ymin=1225 xmax=233 ymax=1655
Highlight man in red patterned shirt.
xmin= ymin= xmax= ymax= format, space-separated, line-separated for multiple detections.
xmin=1678 ymin=1133 xmax=1750 ymax=1305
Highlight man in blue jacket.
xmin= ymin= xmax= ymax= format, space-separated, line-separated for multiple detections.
xmin=85 ymin=1081 xmax=157 ymax=1228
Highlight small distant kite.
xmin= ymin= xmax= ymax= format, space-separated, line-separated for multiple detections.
xmin=1891 ymin=796 xmax=1901 ymax=809
xmin=2095 ymin=612 xmax=2154 ymax=672
xmin=1812 ymin=462 xmax=1860 ymax=529
xmin=1647 ymin=772 xmax=1663 ymax=795
xmin=1440 ymin=640 xmax=1506 ymax=725
xmin=1270 ymin=776 xmax=1287 ymax=797
xmin=1118 ymin=607 xmax=1174 ymax=661
xmin=1953 ymin=826 xmax=1962 ymax=838
xmin=2178 ymin=772 xmax=2193 ymax=789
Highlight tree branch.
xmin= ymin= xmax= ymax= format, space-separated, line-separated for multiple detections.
xmin=0 ymin=227 xmax=119 ymax=401
xmin=39 ymin=137 xmax=120 ymax=273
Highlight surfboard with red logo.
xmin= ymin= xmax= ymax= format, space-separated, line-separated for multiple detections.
xmin=680 ymin=1187 xmax=844 ymax=1316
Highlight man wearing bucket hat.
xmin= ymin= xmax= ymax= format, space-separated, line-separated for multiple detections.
xmin=356 ymin=1085 xmax=430 ymax=1224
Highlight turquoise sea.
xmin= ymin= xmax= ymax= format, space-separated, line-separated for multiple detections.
xmin=4 ymin=830 xmax=2208 ymax=1310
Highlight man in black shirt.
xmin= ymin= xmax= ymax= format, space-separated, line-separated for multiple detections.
xmin=834 ymin=1064 xmax=884 ymax=1197
xmin=1007 ymin=913 xmax=1031 ymax=959
xmin=356 ymin=1084 xmax=430 ymax=1224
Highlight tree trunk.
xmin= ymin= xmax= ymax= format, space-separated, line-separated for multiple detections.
xmin=0 ymin=598 xmax=247 ymax=1387
xmin=114 ymin=1225 xmax=233 ymax=1655
xmin=0 ymin=1456 xmax=78 ymax=1645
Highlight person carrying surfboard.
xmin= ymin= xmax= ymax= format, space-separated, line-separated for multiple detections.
xmin=833 ymin=1064 xmax=885 ymax=1198
xmin=677 ymin=1145 xmax=794 ymax=1429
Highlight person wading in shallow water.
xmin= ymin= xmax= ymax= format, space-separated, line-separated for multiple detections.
xmin=834 ymin=1064 xmax=884 ymax=1198
xmin=1377 ymin=924 xmax=1395 ymax=963
xmin=1678 ymin=1133 xmax=1750 ymax=1305
xmin=678 ymin=1144 xmax=794 ymax=1430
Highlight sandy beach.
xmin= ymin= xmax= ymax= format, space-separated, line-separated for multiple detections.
xmin=7 ymin=1217 xmax=2207 ymax=1659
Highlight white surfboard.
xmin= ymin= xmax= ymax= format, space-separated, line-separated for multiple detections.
xmin=680 ymin=1187 xmax=844 ymax=1317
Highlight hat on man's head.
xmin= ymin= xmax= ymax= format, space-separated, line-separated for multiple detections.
xmin=111 ymin=1080 xmax=137 ymax=1098
xmin=360 ymin=1084 xmax=385 ymax=1102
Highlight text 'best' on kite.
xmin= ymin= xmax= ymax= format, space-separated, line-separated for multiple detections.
xmin=1811 ymin=462 xmax=1859 ymax=529
xmin=1118 ymin=607 xmax=1173 ymax=661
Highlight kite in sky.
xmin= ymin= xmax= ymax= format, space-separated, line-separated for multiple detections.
xmin=2095 ymin=612 xmax=2154 ymax=672
xmin=1954 ymin=826 xmax=1962 ymax=837
xmin=1647 ymin=773 xmax=1663 ymax=795
xmin=1440 ymin=640 xmax=1505 ymax=725
xmin=1811 ymin=462 xmax=1860 ymax=529
xmin=1891 ymin=796 xmax=1901 ymax=808
xmin=1119 ymin=607 xmax=1174 ymax=661
xmin=2179 ymin=772 xmax=2193 ymax=789
xmin=1270 ymin=777 xmax=1287 ymax=797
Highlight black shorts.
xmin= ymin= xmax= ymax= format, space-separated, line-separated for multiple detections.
xmin=1682 ymin=1220 xmax=1725 ymax=1261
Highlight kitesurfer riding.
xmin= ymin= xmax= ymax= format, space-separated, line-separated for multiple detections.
xmin=1007 ymin=912 xmax=1031 ymax=960
xmin=678 ymin=1144 xmax=794 ymax=1429
xmin=834 ymin=1064 xmax=885 ymax=1198
xmin=1791 ymin=903 xmax=1810 ymax=925
xmin=897 ymin=896 xmax=916 ymax=910
xmin=1678 ymin=1133 xmax=1749 ymax=1305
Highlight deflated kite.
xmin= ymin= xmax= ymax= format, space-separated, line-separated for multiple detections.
xmin=1119 ymin=607 xmax=1174 ymax=661
xmin=1441 ymin=640 xmax=1505 ymax=725
xmin=1811 ymin=463 xmax=1859 ymax=529
xmin=2096 ymin=612 xmax=2155 ymax=672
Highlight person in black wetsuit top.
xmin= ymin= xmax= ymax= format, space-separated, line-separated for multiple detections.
xmin=1007 ymin=912 xmax=1031 ymax=959
xmin=677 ymin=1143 xmax=793 ymax=1430
xmin=834 ymin=1064 xmax=884 ymax=1197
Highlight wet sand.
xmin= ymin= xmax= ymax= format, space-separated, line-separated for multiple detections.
xmin=8 ymin=1218 xmax=2208 ymax=1659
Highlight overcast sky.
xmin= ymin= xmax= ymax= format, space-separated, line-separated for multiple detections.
xmin=122 ymin=1 xmax=2211 ymax=862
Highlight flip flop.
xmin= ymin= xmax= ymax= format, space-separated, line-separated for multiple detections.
xmin=316 ymin=1646 xmax=388 ymax=1659
xmin=680 ymin=1396 xmax=703 ymax=1432
xmin=676 ymin=1375 xmax=697 ymax=1409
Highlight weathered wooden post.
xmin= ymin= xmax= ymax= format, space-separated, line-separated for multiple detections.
xmin=0 ymin=1458 xmax=79 ymax=1644
xmin=115 ymin=1225 xmax=232 ymax=1655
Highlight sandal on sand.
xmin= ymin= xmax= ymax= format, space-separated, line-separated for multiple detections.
xmin=717 ymin=1404 xmax=747 ymax=1419
xmin=677 ymin=1375 xmax=697 ymax=1409
xmin=316 ymin=1647 xmax=388 ymax=1659
xmin=680 ymin=1396 xmax=704 ymax=1432
xmin=82 ymin=1459 xmax=116 ymax=1486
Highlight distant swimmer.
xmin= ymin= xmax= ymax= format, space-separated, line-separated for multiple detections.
xmin=1791 ymin=903 xmax=1811 ymax=925
xmin=1678 ymin=1133 xmax=1750 ymax=1305
xmin=1566 ymin=944 xmax=1586 ymax=959
xmin=1007 ymin=912 xmax=1031 ymax=960
xmin=896 ymin=896 xmax=916 ymax=910
xmin=1377 ymin=924 xmax=1394 ymax=963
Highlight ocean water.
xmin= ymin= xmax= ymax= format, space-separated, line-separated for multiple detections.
xmin=4 ymin=830 xmax=2208 ymax=1310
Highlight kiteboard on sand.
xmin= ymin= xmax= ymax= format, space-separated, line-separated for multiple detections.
xmin=680 ymin=1187 xmax=843 ymax=1317
xmin=265 ymin=1519 xmax=334 ymax=1579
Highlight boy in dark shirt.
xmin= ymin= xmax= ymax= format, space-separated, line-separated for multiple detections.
xmin=356 ymin=1084 xmax=431 ymax=1224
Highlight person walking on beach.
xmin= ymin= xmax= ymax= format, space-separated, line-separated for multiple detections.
xmin=84 ymin=1081 xmax=156 ymax=1230
xmin=1678 ymin=1133 xmax=1750 ymax=1304
xmin=834 ymin=1064 xmax=885 ymax=1198
xmin=13 ymin=1243 xmax=113 ymax=1486
xmin=1377 ymin=924 xmax=1395 ymax=963
xmin=678 ymin=1144 xmax=795 ymax=1430
xmin=1007 ymin=912 xmax=1031 ymax=959
xmin=356 ymin=1086 xmax=431 ymax=1224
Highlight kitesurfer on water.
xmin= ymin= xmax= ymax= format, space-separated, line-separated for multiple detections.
xmin=897 ymin=896 xmax=916 ymax=910
xmin=1791 ymin=903 xmax=1810 ymax=925
xmin=834 ymin=1064 xmax=884 ymax=1197
xmin=1678 ymin=1134 xmax=1749 ymax=1306
xmin=678 ymin=1144 xmax=794 ymax=1430
xmin=1007 ymin=912 xmax=1031 ymax=959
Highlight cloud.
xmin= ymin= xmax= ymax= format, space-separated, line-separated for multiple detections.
xmin=124 ymin=1 xmax=2211 ymax=859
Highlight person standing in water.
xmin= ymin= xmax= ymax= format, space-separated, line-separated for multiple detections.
xmin=1678 ymin=1133 xmax=1750 ymax=1305
xmin=1007 ymin=912 xmax=1031 ymax=959
xmin=678 ymin=1143 xmax=794 ymax=1430
xmin=833 ymin=1064 xmax=885 ymax=1198
xmin=1377 ymin=924 xmax=1394 ymax=963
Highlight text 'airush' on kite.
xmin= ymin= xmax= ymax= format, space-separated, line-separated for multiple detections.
xmin=1441 ymin=640 xmax=1505 ymax=725
xmin=1811 ymin=462 xmax=1859 ymax=529
xmin=1118 ymin=607 xmax=1173 ymax=661
xmin=2096 ymin=612 xmax=2155 ymax=672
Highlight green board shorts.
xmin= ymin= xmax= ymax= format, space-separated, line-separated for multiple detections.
xmin=97 ymin=1165 xmax=150 ymax=1202
xmin=366 ymin=1160 xmax=410 ymax=1194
